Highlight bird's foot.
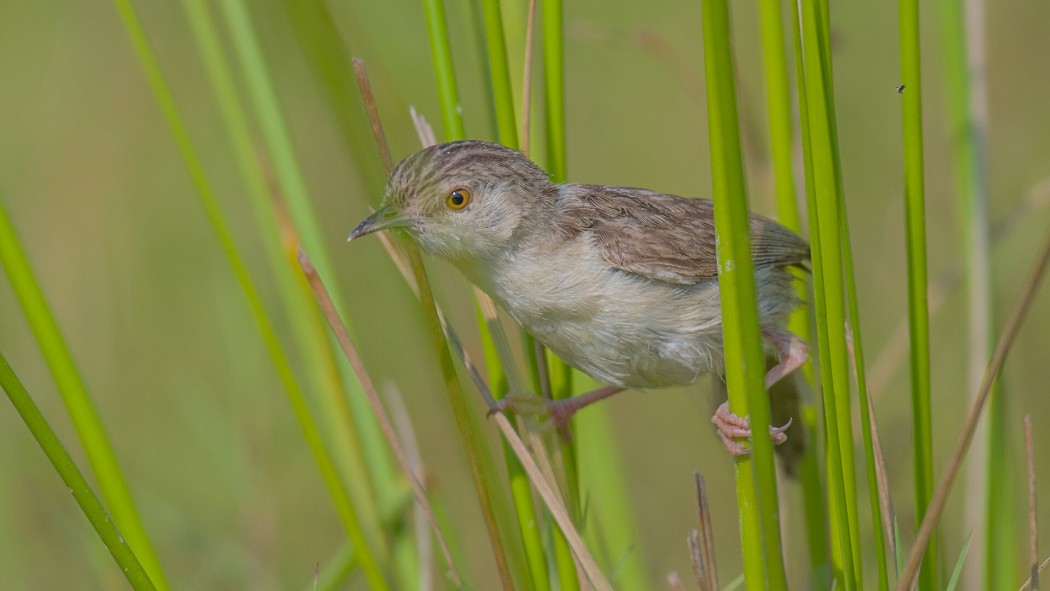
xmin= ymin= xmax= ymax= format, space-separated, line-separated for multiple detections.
xmin=487 ymin=393 xmax=550 ymax=418
xmin=711 ymin=401 xmax=793 ymax=456
xmin=488 ymin=386 xmax=626 ymax=441
xmin=487 ymin=394 xmax=575 ymax=439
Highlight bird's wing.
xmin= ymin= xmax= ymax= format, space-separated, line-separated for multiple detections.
xmin=551 ymin=185 xmax=809 ymax=286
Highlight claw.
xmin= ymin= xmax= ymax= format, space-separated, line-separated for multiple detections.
xmin=712 ymin=401 xmax=792 ymax=456
xmin=769 ymin=417 xmax=793 ymax=440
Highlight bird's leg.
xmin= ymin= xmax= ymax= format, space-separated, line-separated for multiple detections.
xmin=545 ymin=385 xmax=626 ymax=428
xmin=762 ymin=326 xmax=809 ymax=389
xmin=491 ymin=385 xmax=626 ymax=439
xmin=710 ymin=326 xmax=807 ymax=455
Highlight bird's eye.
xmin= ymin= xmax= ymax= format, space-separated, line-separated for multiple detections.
xmin=446 ymin=188 xmax=471 ymax=210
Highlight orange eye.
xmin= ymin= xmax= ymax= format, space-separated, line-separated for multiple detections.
xmin=446 ymin=188 xmax=471 ymax=210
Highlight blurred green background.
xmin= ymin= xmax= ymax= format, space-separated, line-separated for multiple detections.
xmin=2 ymin=0 xmax=1050 ymax=588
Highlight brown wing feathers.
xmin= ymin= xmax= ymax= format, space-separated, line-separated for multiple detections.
xmin=553 ymin=185 xmax=808 ymax=285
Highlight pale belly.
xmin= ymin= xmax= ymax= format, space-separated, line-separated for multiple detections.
xmin=467 ymin=259 xmax=729 ymax=389
xmin=458 ymin=242 xmax=797 ymax=390
xmin=525 ymin=299 xmax=727 ymax=390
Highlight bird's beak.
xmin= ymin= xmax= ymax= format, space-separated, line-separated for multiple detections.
xmin=347 ymin=204 xmax=413 ymax=242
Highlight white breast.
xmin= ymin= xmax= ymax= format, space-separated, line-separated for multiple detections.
xmin=460 ymin=238 xmax=728 ymax=389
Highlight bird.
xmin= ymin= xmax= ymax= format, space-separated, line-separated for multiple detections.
xmin=349 ymin=140 xmax=809 ymax=455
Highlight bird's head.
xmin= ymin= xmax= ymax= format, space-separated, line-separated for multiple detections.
xmin=348 ymin=140 xmax=555 ymax=263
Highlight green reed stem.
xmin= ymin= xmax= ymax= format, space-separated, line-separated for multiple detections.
xmin=899 ymin=0 xmax=937 ymax=588
xmin=795 ymin=0 xmax=859 ymax=586
xmin=786 ymin=10 xmax=830 ymax=583
xmin=811 ymin=4 xmax=891 ymax=587
xmin=757 ymin=0 xmax=799 ymax=235
xmin=0 ymin=166 xmax=169 ymax=591
xmin=700 ymin=0 xmax=787 ymax=588
xmin=424 ymin=0 xmax=467 ymax=140
xmin=0 ymin=351 xmax=157 ymax=591
xmin=542 ymin=0 xmax=566 ymax=183
xmin=481 ymin=0 xmax=520 ymax=148
xmin=758 ymin=0 xmax=843 ymax=581
xmin=113 ymin=2 xmax=388 ymax=587
xmin=814 ymin=0 xmax=865 ymax=581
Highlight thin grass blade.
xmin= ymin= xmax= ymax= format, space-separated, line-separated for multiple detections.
xmin=0 ymin=351 xmax=157 ymax=590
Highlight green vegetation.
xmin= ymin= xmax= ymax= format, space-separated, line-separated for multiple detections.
xmin=2 ymin=0 xmax=1049 ymax=588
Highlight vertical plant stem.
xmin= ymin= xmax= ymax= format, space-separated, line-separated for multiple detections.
xmin=0 ymin=132 xmax=169 ymax=591
xmin=815 ymin=0 xmax=864 ymax=580
xmin=520 ymin=0 xmax=536 ymax=154
xmin=480 ymin=0 xmax=520 ymax=148
xmin=803 ymin=1 xmax=891 ymax=580
xmin=424 ymin=0 xmax=466 ymax=139
xmin=795 ymin=0 xmax=860 ymax=586
xmin=757 ymin=0 xmax=799 ymax=234
xmin=899 ymin=0 xmax=936 ymax=588
xmin=786 ymin=8 xmax=831 ymax=583
xmin=0 ymin=351 xmax=157 ymax=591
xmin=700 ymin=0 xmax=787 ymax=588
xmin=824 ymin=1 xmax=892 ymax=575
xmin=424 ymin=0 xmax=510 ymax=410
xmin=542 ymin=0 xmax=566 ymax=183
xmin=540 ymin=0 xmax=577 ymax=497
xmin=756 ymin=0 xmax=836 ymax=578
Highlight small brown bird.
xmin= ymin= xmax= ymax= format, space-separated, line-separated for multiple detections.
xmin=349 ymin=140 xmax=809 ymax=454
